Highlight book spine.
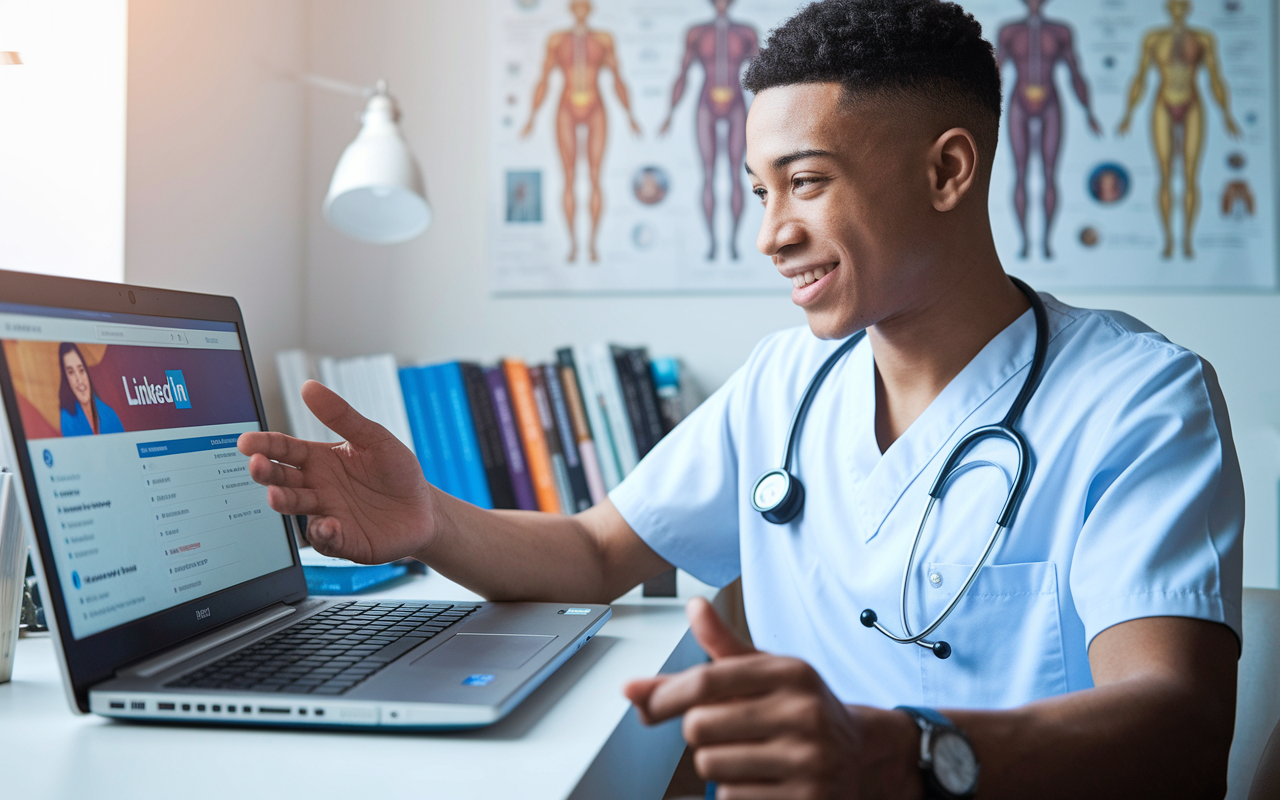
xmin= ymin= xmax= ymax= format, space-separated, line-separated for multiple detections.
xmin=543 ymin=364 xmax=593 ymax=511
xmin=485 ymin=366 xmax=538 ymax=511
xmin=556 ymin=353 xmax=608 ymax=504
xmin=423 ymin=365 xmax=463 ymax=499
xmin=369 ymin=354 xmax=417 ymax=456
xmin=529 ymin=365 xmax=577 ymax=514
xmin=441 ymin=363 xmax=494 ymax=509
xmin=590 ymin=343 xmax=640 ymax=476
xmin=649 ymin=356 xmax=684 ymax=434
xmin=503 ymin=359 xmax=562 ymax=514
xmin=461 ymin=363 xmax=518 ymax=510
xmin=566 ymin=346 xmax=622 ymax=490
xmin=611 ymin=345 xmax=652 ymax=458
xmin=626 ymin=347 xmax=667 ymax=456
xmin=399 ymin=366 xmax=442 ymax=487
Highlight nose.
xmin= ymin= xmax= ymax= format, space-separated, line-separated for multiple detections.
xmin=756 ymin=200 xmax=804 ymax=259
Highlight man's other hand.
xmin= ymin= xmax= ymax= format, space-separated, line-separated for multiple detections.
xmin=624 ymin=598 xmax=920 ymax=799
xmin=238 ymin=380 xmax=436 ymax=565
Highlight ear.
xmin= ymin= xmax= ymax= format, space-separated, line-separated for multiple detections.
xmin=926 ymin=127 xmax=980 ymax=213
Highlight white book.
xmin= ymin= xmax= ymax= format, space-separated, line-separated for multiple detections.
xmin=587 ymin=343 xmax=639 ymax=477
xmin=0 ymin=473 xmax=26 ymax=683
xmin=364 ymin=353 xmax=416 ymax=456
xmin=571 ymin=345 xmax=622 ymax=490
xmin=275 ymin=350 xmax=333 ymax=441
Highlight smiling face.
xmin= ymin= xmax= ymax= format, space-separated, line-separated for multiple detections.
xmin=62 ymin=349 xmax=92 ymax=407
xmin=746 ymin=83 xmax=947 ymax=339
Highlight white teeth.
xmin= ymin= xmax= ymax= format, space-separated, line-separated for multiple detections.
xmin=790 ymin=265 xmax=835 ymax=288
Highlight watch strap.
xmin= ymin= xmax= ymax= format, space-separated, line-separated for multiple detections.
xmin=895 ymin=706 xmax=977 ymax=800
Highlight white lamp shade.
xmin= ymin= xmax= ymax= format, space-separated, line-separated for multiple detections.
xmin=323 ymin=93 xmax=431 ymax=244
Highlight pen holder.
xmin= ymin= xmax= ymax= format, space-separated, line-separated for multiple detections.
xmin=1 ymin=472 xmax=27 ymax=683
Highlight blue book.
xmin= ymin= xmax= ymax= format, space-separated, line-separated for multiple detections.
xmin=300 ymin=550 xmax=409 ymax=595
xmin=399 ymin=366 xmax=442 ymax=487
xmin=422 ymin=365 xmax=463 ymax=499
xmin=439 ymin=362 xmax=494 ymax=509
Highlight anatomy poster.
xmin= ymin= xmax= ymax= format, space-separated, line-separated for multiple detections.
xmin=488 ymin=0 xmax=1276 ymax=294
xmin=488 ymin=0 xmax=802 ymax=294
xmin=966 ymin=0 xmax=1275 ymax=290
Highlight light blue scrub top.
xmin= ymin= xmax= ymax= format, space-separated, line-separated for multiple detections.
xmin=611 ymin=294 xmax=1243 ymax=710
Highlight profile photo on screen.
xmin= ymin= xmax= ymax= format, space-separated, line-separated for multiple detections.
xmin=59 ymin=342 xmax=124 ymax=436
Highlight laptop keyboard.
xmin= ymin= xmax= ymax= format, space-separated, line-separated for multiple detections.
xmin=168 ymin=600 xmax=480 ymax=696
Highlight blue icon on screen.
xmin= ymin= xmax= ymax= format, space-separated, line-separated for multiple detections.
xmin=43 ymin=449 xmax=53 ymax=467
xmin=71 ymin=571 xmax=81 ymax=589
xmin=462 ymin=674 xmax=495 ymax=687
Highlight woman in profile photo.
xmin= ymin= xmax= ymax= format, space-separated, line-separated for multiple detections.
xmin=59 ymin=342 xmax=124 ymax=436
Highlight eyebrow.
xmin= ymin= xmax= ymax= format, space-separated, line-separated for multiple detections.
xmin=744 ymin=148 xmax=837 ymax=176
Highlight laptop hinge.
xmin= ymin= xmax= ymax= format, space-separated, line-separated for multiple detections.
xmin=123 ymin=603 xmax=297 ymax=678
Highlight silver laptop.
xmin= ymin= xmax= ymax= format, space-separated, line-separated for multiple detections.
xmin=0 ymin=270 xmax=609 ymax=729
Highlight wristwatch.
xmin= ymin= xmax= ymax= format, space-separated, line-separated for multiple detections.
xmin=896 ymin=706 xmax=979 ymax=799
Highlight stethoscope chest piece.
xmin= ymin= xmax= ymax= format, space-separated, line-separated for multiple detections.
xmin=751 ymin=468 xmax=804 ymax=524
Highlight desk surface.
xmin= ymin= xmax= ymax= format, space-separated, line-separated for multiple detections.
xmin=1 ymin=571 xmax=713 ymax=800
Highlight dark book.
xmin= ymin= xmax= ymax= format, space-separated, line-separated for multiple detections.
xmin=612 ymin=345 xmax=666 ymax=458
xmin=528 ymin=364 xmax=575 ymax=514
xmin=543 ymin=363 xmax=593 ymax=512
xmin=484 ymin=365 xmax=538 ymax=511
xmin=555 ymin=349 xmax=608 ymax=503
xmin=611 ymin=345 xmax=651 ymax=459
xmin=460 ymin=362 xmax=518 ymax=509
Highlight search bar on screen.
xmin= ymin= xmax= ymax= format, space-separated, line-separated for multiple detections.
xmin=94 ymin=325 xmax=190 ymax=346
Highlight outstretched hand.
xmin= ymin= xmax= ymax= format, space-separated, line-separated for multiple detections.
xmin=238 ymin=380 xmax=437 ymax=565
xmin=624 ymin=598 xmax=916 ymax=798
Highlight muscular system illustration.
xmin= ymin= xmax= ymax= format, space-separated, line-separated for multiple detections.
xmin=659 ymin=0 xmax=758 ymax=261
xmin=522 ymin=0 xmax=641 ymax=263
xmin=997 ymin=0 xmax=1101 ymax=261
xmin=1118 ymin=0 xmax=1240 ymax=259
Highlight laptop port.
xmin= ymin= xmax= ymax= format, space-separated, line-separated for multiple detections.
xmin=196 ymin=704 xmax=206 ymax=712
xmin=110 ymin=701 xmax=125 ymax=709
xmin=182 ymin=704 xmax=191 ymax=711
xmin=257 ymin=706 xmax=290 ymax=715
xmin=158 ymin=702 xmax=176 ymax=711
xmin=227 ymin=705 xmax=236 ymax=713
xmin=131 ymin=701 xmax=145 ymax=710
xmin=314 ymin=708 xmax=325 ymax=717
xmin=212 ymin=704 xmax=221 ymax=712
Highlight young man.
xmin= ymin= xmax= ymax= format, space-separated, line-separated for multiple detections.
xmin=240 ymin=2 xmax=1242 ymax=797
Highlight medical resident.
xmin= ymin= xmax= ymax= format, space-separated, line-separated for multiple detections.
xmin=240 ymin=1 xmax=1243 ymax=797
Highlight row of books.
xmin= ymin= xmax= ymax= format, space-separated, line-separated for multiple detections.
xmin=276 ymin=346 xmax=701 ymax=513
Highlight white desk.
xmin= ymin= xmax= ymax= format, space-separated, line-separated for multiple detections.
xmin=0 ymin=571 xmax=715 ymax=800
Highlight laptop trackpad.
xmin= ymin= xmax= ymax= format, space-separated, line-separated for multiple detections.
xmin=412 ymin=633 xmax=555 ymax=670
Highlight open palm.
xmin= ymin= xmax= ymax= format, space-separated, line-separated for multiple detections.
xmin=238 ymin=380 xmax=437 ymax=565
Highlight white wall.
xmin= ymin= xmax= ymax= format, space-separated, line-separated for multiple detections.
xmin=125 ymin=0 xmax=309 ymax=430
xmin=0 ymin=0 xmax=127 ymax=283
xmin=302 ymin=0 xmax=1280 ymax=587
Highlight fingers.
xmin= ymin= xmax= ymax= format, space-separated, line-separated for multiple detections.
xmin=301 ymin=380 xmax=393 ymax=448
xmin=238 ymin=430 xmax=313 ymax=467
xmin=264 ymin=484 xmax=326 ymax=517
xmin=688 ymin=597 xmax=755 ymax=660
xmin=622 ymin=676 xmax=666 ymax=724
xmin=247 ymin=453 xmax=307 ymax=489
xmin=695 ymin=742 xmax=815 ymax=784
xmin=642 ymin=655 xmax=815 ymax=723
xmin=682 ymin=693 xmax=817 ymax=748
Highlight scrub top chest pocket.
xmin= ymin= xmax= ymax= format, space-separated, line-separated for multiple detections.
xmin=919 ymin=560 xmax=1068 ymax=709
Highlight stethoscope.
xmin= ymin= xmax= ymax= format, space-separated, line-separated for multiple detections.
xmin=750 ymin=278 xmax=1049 ymax=659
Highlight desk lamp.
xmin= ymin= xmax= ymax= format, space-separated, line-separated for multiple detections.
xmin=317 ymin=77 xmax=431 ymax=245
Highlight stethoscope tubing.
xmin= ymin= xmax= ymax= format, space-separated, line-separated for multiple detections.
xmin=754 ymin=277 xmax=1050 ymax=659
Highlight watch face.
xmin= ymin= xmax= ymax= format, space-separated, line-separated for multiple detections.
xmin=932 ymin=731 xmax=978 ymax=795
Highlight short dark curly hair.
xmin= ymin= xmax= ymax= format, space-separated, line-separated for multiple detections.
xmin=743 ymin=0 xmax=1001 ymax=164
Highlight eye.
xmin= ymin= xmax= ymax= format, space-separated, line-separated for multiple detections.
xmin=752 ymin=186 xmax=767 ymax=202
xmin=792 ymin=176 xmax=826 ymax=191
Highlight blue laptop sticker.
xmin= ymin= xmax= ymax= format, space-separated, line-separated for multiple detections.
xmin=564 ymin=608 xmax=590 ymax=615
xmin=462 ymin=674 xmax=495 ymax=687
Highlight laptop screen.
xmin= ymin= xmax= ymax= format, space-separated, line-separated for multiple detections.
xmin=0 ymin=302 xmax=295 ymax=640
